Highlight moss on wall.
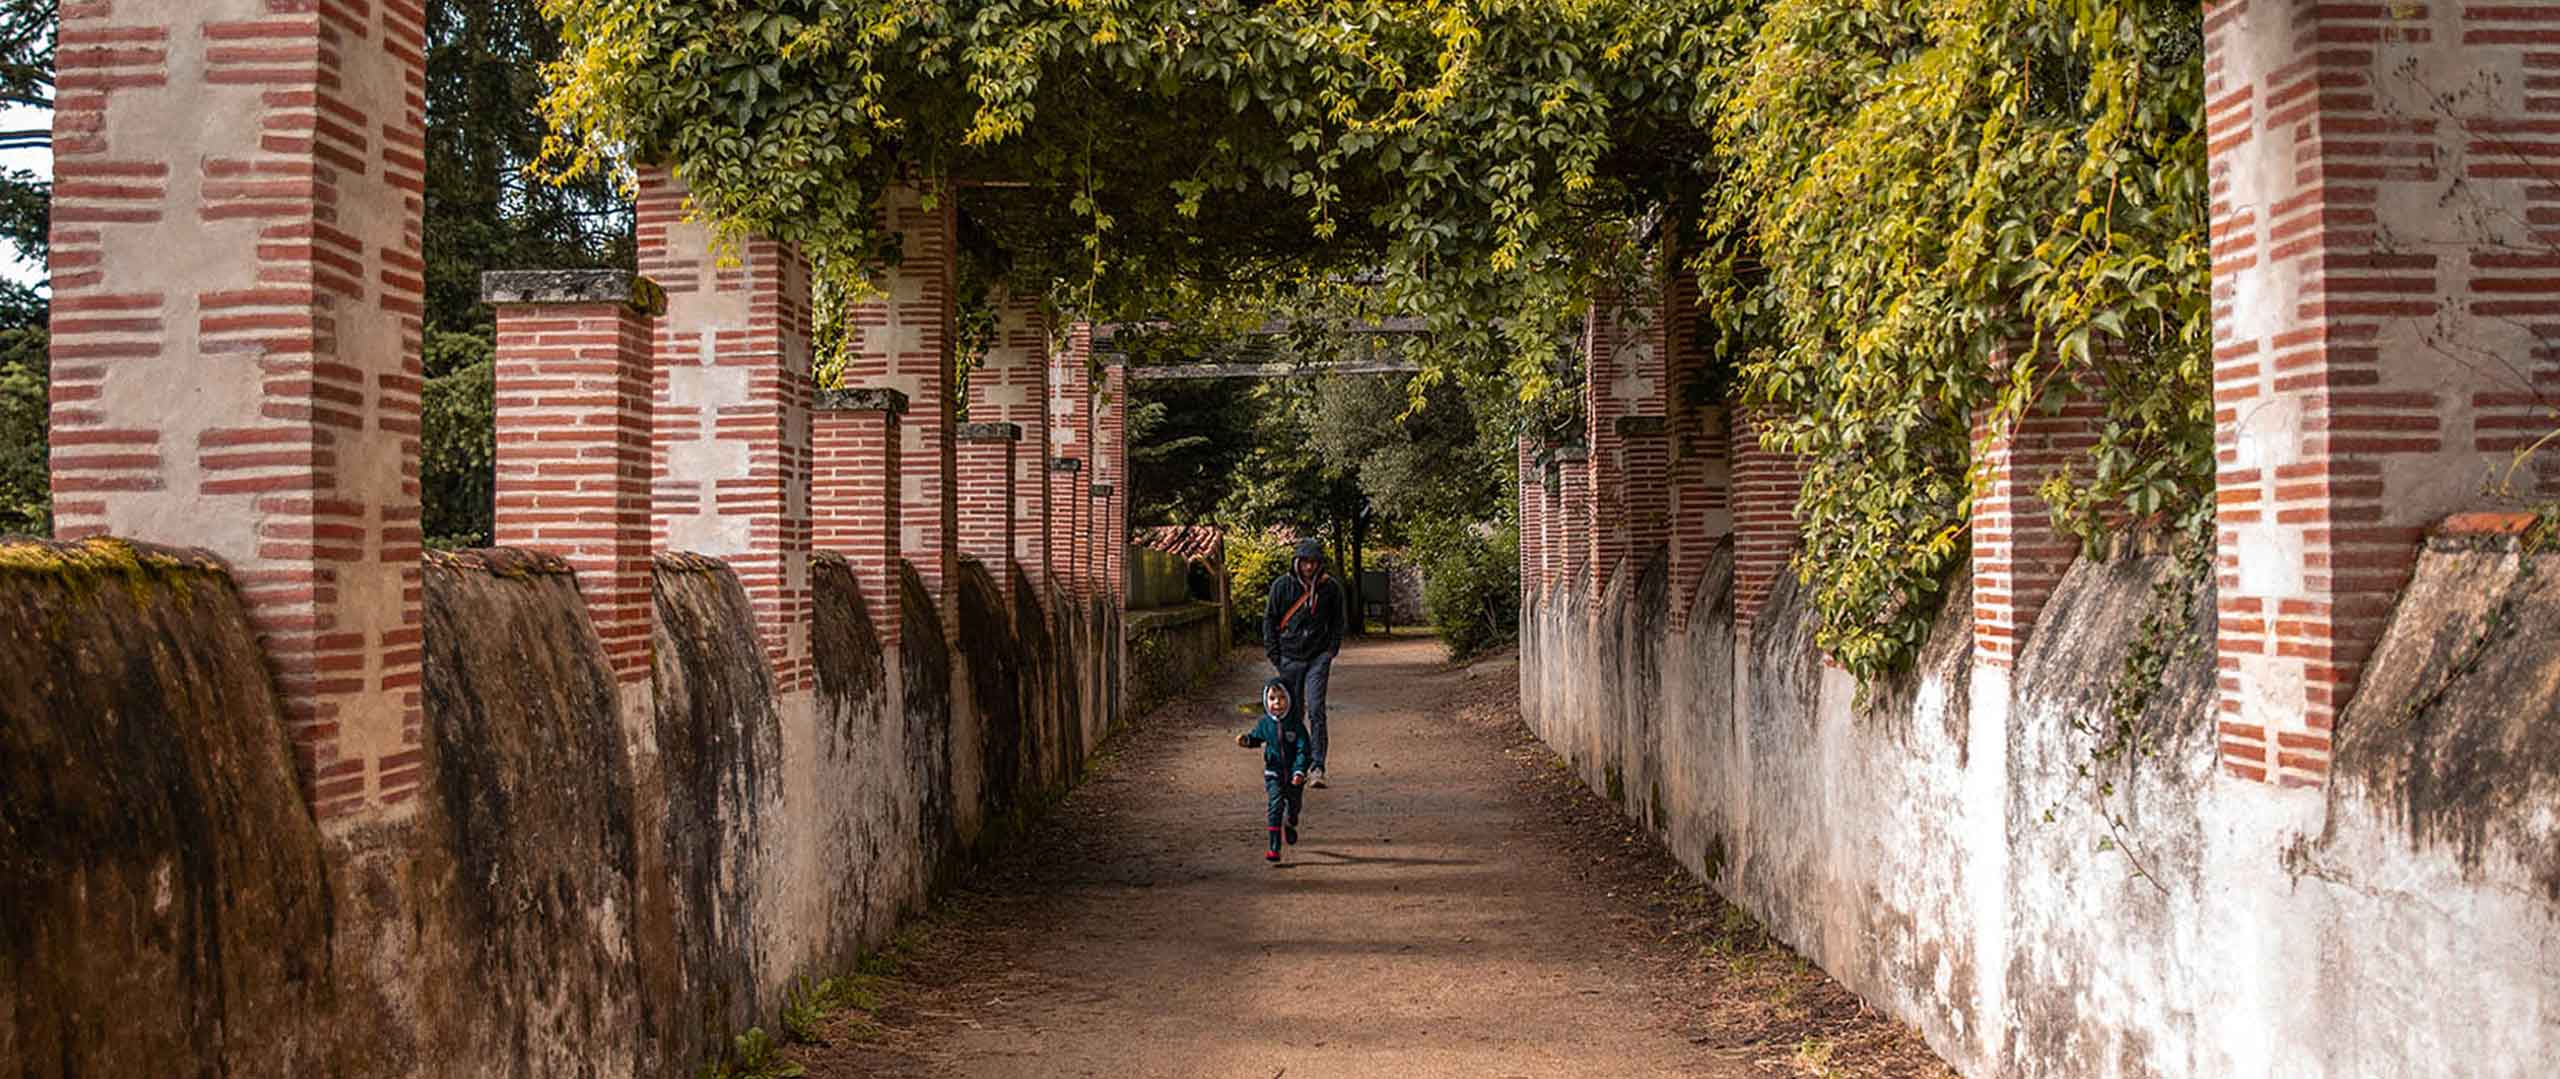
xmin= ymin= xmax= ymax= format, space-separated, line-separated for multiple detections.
xmin=2335 ymin=537 xmax=2560 ymax=899
xmin=417 ymin=548 xmax=648 ymax=1077
xmin=0 ymin=537 xmax=335 ymax=1074
xmin=900 ymin=562 xmax=959 ymax=888
xmin=958 ymin=559 xmax=1029 ymax=848
xmin=650 ymin=553 xmax=787 ymax=1060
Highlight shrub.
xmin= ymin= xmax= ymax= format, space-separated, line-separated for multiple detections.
xmin=1224 ymin=530 xmax=1294 ymax=642
xmin=421 ymin=352 xmax=495 ymax=549
xmin=1415 ymin=519 xmax=1518 ymax=660
xmin=0 ymin=341 xmax=46 ymax=537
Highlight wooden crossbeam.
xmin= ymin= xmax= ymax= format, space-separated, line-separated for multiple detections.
xmin=1127 ymin=359 xmax=1424 ymax=381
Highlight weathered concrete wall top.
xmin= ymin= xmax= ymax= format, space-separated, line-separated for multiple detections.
xmin=0 ymin=538 xmax=334 ymax=1075
xmin=1 ymin=524 xmax=1135 ymax=1079
xmin=417 ymin=549 xmax=649 ymax=1079
xmin=650 ymin=553 xmax=790 ymax=1062
xmin=2334 ymin=532 xmax=2560 ymax=899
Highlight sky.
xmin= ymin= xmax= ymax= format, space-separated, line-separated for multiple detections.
xmin=0 ymin=103 xmax=48 ymax=287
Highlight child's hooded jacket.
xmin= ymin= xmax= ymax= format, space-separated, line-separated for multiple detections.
xmin=1241 ymin=676 xmax=1315 ymax=778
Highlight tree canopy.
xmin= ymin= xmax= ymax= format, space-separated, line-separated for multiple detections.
xmin=428 ymin=0 xmax=634 ymax=340
xmin=539 ymin=0 xmax=1711 ymax=379
xmin=1704 ymin=0 xmax=2208 ymax=675
xmin=539 ymin=0 xmax=2209 ymax=679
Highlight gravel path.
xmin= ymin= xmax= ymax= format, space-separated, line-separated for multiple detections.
xmin=795 ymin=634 xmax=1953 ymax=1079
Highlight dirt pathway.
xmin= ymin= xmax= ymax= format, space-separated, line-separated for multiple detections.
xmin=798 ymin=635 xmax=1953 ymax=1079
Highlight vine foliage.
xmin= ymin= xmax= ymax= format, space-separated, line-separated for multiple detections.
xmin=1697 ymin=0 xmax=2211 ymax=679
xmin=537 ymin=0 xmax=2216 ymax=680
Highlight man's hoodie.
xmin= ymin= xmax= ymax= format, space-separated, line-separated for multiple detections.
xmin=1240 ymin=676 xmax=1315 ymax=778
xmin=1262 ymin=537 xmax=1347 ymax=666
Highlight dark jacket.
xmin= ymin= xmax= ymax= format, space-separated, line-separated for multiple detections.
xmin=1240 ymin=677 xmax=1315 ymax=778
xmin=1263 ymin=539 xmax=1347 ymax=665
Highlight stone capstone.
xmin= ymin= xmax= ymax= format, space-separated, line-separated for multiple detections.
xmin=480 ymin=269 xmax=669 ymax=316
xmin=815 ymin=386 xmax=912 ymax=414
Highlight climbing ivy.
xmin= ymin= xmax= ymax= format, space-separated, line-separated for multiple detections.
xmin=535 ymin=0 xmax=2213 ymax=681
xmin=537 ymin=0 xmax=1719 ymax=383
xmin=1697 ymin=0 xmax=2211 ymax=679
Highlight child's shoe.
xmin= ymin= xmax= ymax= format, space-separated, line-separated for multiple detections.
xmin=1266 ymin=828 xmax=1283 ymax=862
xmin=1284 ymin=824 xmax=1299 ymax=846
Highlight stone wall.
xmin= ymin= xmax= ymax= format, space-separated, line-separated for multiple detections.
xmin=0 ymin=538 xmax=1124 ymax=1078
xmin=1384 ymin=553 xmax=1426 ymax=627
xmin=0 ymin=539 xmax=338 ymax=1074
xmin=1520 ymin=528 xmax=2560 ymax=1078
xmin=1126 ymin=602 xmax=1232 ymax=719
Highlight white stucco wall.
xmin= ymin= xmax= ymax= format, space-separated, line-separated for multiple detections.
xmin=1520 ymin=543 xmax=2560 ymax=1077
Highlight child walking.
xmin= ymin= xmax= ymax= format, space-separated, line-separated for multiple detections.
xmin=1237 ymin=676 xmax=1313 ymax=863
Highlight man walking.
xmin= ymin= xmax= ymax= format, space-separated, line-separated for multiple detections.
xmin=1263 ymin=538 xmax=1348 ymax=787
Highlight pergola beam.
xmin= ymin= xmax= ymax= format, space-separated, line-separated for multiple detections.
xmin=1094 ymin=316 xmax=1428 ymax=354
xmin=1128 ymin=359 xmax=1423 ymax=381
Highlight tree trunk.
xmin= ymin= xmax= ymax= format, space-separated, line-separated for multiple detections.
xmin=1351 ymin=512 xmax=1370 ymax=635
xmin=1332 ymin=516 xmax=1355 ymax=637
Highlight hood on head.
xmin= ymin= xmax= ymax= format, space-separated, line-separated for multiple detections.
xmin=1261 ymin=676 xmax=1295 ymax=714
xmin=1292 ymin=538 xmax=1326 ymax=571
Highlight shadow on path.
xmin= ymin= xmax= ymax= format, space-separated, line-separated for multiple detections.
xmin=791 ymin=634 xmax=1953 ymax=1079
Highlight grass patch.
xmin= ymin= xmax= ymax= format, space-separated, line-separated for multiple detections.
xmin=696 ymin=1028 xmax=803 ymax=1079
xmin=778 ymin=973 xmax=899 ymax=1044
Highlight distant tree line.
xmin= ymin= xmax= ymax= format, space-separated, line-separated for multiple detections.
xmin=419 ymin=0 xmax=633 ymax=547
xmin=0 ymin=0 xmax=53 ymax=536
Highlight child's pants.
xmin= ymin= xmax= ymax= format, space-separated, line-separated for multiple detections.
xmin=1264 ymin=773 xmax=1304 ymax=829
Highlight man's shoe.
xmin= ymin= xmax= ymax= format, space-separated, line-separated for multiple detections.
xmin=1309 ymin=767 xmax=1329 ymax=789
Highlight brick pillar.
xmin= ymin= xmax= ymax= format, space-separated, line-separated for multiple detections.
xmin=2203 ymin=2 xmax=2551 ymax=786
xmin=48 ymin=0 xmax=428 ymax=822
xmin=958 ymin=422 xmax=1022 ymax=605
xmin=975 ymin=289 xmax=1050 ymax=589
xmin=1541 ymin=454 xmax=1566 ymax=593
xmin=484 ymin=271 xmax=663 ymax=684
xmin=1518 ymin=437 xmax=1547 ymax=603
xmin=1583 ymin=283 xmax=1673 ymax=600
xmin=638 ymin=170 xmax=816 ymax=690
xmin=1582 ymin=305 xmax=1624 ymax=593
xmin=1667 ymin=409 xmax=1734 ymax=633
xmin=1970 ymin=378 xmax=2107 ymax=667
xmin=1047 ymin=457 xmax=1085 ymax=599
xmin=1049 ymin=325 xmax=1095 ymax=599
xmin=1555 ymin=448 xmax=1592 ymax=590
xmin=1661 ymin=265 xmax=1732 ymax=631
xmin=1731 ymin=409 xmax=1805 ymax=635
xmin=1089 ymin=482 xmax=1115 ymax=606
xmin=813 ymin=387 xmax=908 ymax=651
xmin=1094 ymin=360 xmax=1129 ymax=607
xmin=841 ymin=183 xmax=959 ymax=627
